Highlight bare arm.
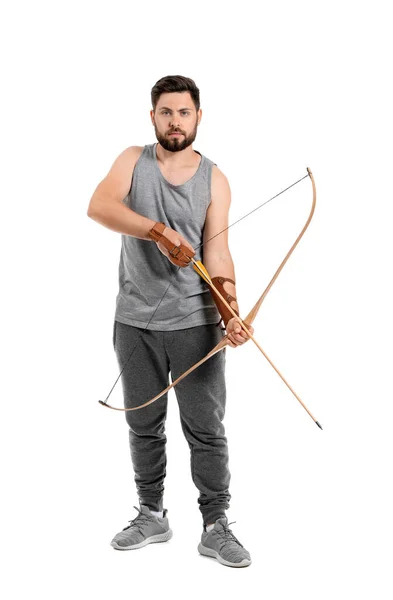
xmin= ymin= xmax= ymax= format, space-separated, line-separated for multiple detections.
xmin=86 ymin=146 xmax=155 ymax=239
xmin=87 ymin=146 xmax=194 ymax=264
xmin=203 ymin=166 xmax=239 ymax=312
xmin=203 ymin=166 xmax=254 ymax=347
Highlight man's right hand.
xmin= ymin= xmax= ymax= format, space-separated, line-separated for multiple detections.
xmin=149 ymin=223 xmax=195 ymax=267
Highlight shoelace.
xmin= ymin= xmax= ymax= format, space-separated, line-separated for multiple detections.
xmin=216 ymin=520 xmax=244 ymax=548
xmin=122 ymin=506 xmax=156 ymax=535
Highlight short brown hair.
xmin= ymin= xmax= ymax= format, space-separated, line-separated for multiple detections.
xmin=151 ymin=75 xmax=200 ymax=113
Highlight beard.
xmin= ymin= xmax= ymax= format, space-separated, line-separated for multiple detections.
xmin=154 ymin=121 xmax=198 ymax=152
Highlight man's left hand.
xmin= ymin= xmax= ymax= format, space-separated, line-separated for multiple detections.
xmin=226 ymin=317 xmax=254 ymax=348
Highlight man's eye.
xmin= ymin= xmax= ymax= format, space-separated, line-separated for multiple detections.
xmin=161 ymin=111 xmax=189 ymax=116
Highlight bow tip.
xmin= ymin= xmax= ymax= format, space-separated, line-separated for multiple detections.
xmin=315 ymin=420 xmax=323 ymax=430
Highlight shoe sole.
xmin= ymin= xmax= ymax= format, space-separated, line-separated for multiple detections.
xmin=198 ymin=542 xmax=251 ymax=567
xmin=111 ymin=529 xmax=173 ymax=550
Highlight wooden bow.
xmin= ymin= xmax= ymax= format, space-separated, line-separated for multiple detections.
xmin=99 ymin=168 xmax=320 ymax=427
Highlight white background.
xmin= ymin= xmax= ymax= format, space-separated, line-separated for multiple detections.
xmin=1 ymin=0 xmax=392 ymax=597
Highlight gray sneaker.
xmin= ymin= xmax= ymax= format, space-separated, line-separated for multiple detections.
xmin=198 ymin=516 xmax=252 ymax=567
xmin=111 ymin=504 xmax=173 ymax=550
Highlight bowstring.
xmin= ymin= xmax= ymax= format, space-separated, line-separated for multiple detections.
xmin=101 ymin=171 xmax=309 ymax=404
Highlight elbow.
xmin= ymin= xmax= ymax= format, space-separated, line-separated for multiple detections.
xmin=87 ymin=191 xmax=103 ymax=218
xmin=87 ymin=200 xmax=100 ymax=218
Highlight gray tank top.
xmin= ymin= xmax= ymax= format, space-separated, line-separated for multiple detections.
xmin=114 ymin=143 xmax=221 ymax=330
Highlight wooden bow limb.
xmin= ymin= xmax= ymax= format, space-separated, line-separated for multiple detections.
xmin=98 ymin=275 xmax=279 ymax=412
xmin=100 ymin=168 xmax=320 ymax=425
xmin=192 ymin=259 xmax=322 ymax=429
xmin=98 ymin=337 xmax=227 ymax=412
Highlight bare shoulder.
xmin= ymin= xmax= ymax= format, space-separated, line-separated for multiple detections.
xmin=104 ymin=145 xmax=145 ymax=192
xmin=203 ymin=164 xmax=231 ymax=247
xmin=212 ymin=163 xmax=229 ymax=185
xmin=105 ymin=145 xmax=144 ymax=176
xmin=211 ymin=164 xmax=231 ymax=203
xmin=129 ymin=145 xmax=144 ymax=158
xmin=88 ymin=145 xmax=145 ymax=209
xmin=120 ymin=145 xmax=144 ymax=164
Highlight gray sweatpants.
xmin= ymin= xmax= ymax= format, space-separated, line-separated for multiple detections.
xmin=113 ymin=320 xmax=232 ymax=527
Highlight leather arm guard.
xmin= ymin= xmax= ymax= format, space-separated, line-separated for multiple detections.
xmin=147 ymin=222 xmax=195 ymax=267
xmin=210 ymin=276 xmax=251 ymax=331
xmin=210 ymin=276 xmax=239 ymax=328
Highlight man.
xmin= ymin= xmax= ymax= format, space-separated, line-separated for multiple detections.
xmin=87 ymin=75 xmax=254 ymax=568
